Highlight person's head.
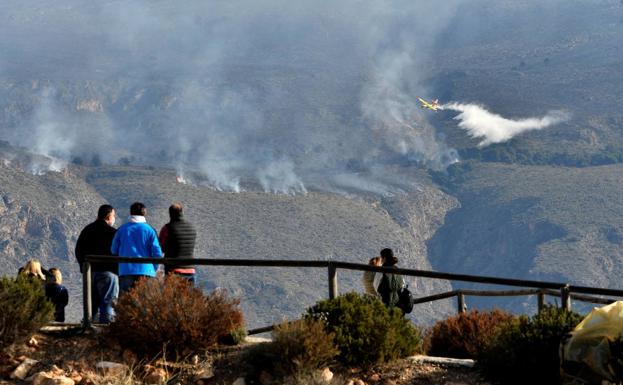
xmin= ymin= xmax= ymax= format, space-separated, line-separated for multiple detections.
xmin=97 ymin=204 xmax=115 ymax=226
xmin=47 ymin=268 xmax=62 ymax=285
xmin=380 ymin=248 xmax=398 ymax=266
xmin=368 ymin=256 xmax=383 ymax=267
xmin=20 ymin=260 xmax=46 ymax=280
xmin=130 ymin=202 xmax=146 ymax=216
xmin=169 ymin=202 xmax=183 ymax=221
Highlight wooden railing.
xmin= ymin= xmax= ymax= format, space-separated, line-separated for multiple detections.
xmin=82 ymin=255 xmax=623 ymax=330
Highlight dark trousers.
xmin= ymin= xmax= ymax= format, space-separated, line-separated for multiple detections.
xmin=120 ymin=275 xmax=153 ymax=293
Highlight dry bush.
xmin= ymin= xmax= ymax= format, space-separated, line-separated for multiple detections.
xmin=281 ymin=370 xmax=344 ymax=385
xmin=271 ymin=319 xmax=339 ymax=375
xmin=479 ymin=305 xmax=583 ymax=385
xmin=0 ymin=276 xmax=53 ymax=350
xmin=109 ymin=274 xmax=244 ymax=357
xmin=246 ymin=319 xmax=339 ymax=382
xmin=425 ymin=309 xmax=514 ymax=359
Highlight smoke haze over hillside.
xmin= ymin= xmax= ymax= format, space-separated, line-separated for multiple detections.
xmin=0 ymin=0 xmax=469 ymax=193
xmin=0 ymin=1 xmax=580 ymax=193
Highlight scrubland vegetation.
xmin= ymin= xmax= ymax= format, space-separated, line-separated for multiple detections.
xmin=0 ymin=276 xmax=53 ymax=350
xmin=0 ymin=285 xmax=601 ymax=385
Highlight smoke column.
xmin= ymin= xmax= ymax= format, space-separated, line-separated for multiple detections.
xmin=443 ymin=103 xmax=570 ymax=146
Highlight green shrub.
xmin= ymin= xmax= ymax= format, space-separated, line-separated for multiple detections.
xmin=479 ymin=305 xmax=583 ymax=384
xmin=306 ymin=292 xmax=423 ymax=366
xmin=109 ymin=275 xmax=244 ymax=357
xmin=425 ymin=309 xmax=514 ymax=359
xmin=0 ymin=276 xmax=54 ymax=349
xmin=222 ymin=325 xmax=248 ymax=345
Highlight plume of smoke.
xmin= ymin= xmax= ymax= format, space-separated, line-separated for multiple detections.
xmin=257 ymin=159 xmax=307 ymax=195
xmin=359 ymin=2 xmax=462 ymax=172
xmin=19 ymin=89 xmax=72 ymax=169
xmin=444 ymin=103 xmax=570 ymax=146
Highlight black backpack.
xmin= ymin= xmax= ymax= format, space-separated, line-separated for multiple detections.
xmin=397 ymin=285 xmax=414 ymax=314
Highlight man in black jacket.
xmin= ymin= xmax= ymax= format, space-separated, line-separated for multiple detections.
xmin=75 ymin=204 xmax=118 ymax=323
xmin=158 ymin=202 xmax=197 ymax=284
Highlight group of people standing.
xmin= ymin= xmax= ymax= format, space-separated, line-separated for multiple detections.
xmin=20 ymin=206 xmax=407 ymax=324
xmin=75 ymin=201 xmax=197 ymax=323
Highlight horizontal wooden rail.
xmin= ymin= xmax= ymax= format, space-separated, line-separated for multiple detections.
xmin=412 ymin=290 xmax=460 ymax=305
xmin=459 ymin=288 xmax=543 ymax=297
xmin=412 ymin=288 xmax=620 ymax=313
xmin=570 ymin=293 xmax=617 ymax=305
xmin=82 ymin=255 xmax=623 ymax=329
xmin=85 ymin=255 xmax=623 ymax=297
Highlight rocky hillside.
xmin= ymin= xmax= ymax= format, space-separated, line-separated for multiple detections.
xmin=0 ymin=154 xmax=107 ymax=320
xmin=0 ymin=146 xmax=458 ymax=326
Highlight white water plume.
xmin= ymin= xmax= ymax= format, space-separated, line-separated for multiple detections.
xmin=443 ymin=103 xmax=570 ymax=146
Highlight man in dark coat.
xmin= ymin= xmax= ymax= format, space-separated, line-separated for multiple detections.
xmin=75 ymin=204 xmax=118 ymax=323
xmin=158 ymin=202 xmax=197 ymax=284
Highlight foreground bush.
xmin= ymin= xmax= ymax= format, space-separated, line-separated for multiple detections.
xmin=306 ymin=292 xmax=422 ymax=366
xmin=479 ymin=305 xmax=583 ymax=384
xmin=109 ymin=275 xmax=244 ymax=356
xmin=272 ymin=319 xmax=339 ymax=375
xmin=0 ymin=276 xmax=54 ymax=350
xmin=246 ymin=318 xmax=339 ymax=381
xmin=425 ymin=309 xmax=514 ymax=359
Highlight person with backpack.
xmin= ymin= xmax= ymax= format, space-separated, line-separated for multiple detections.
xmin=377 ymin=248 xmax=413 ymax=314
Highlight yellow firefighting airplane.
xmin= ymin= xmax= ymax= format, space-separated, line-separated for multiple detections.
xmin=418 ymin=97 xmax=440 ymax=111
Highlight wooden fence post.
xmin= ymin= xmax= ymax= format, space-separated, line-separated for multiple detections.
xmin=457 ymin=292 xmax=466 ymax=314
xmin=328 ymin=263 xmax=338 ymax=299
xmin=560 ymin=284 xmax=571 ymax=311
xmin=537 ymin=290 xmax=545 ymax=313
xmin=82 ymin=262 xmax=92 ymax=329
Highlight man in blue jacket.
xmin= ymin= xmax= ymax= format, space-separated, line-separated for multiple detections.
xmin=111 ymin=202 xmax=163 ymax=293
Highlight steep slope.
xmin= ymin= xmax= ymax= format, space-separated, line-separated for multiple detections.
xmin=0 ymin=156 xmax=108 ymax=321
xmin=428 ymin=162 xmax=623 ymax=311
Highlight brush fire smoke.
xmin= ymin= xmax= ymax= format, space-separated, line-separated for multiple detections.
xmin=442 ymin=102 xmax=570 ymax=146
xmin=0 ymin=1 xmax=576 ymax=194
xmin=0 ymin=0 xmax=468 ymax=195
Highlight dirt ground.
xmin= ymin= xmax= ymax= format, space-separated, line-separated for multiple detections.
xmin=0 ymin=329 xmax=486 ymax=385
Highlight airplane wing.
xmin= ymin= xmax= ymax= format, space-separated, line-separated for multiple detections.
xmin=418 ymin=97 xmax=438 ymax=111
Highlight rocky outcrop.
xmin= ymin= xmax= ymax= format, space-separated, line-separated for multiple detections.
xmin=0 ymin=160 xmax=107 ymax=321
